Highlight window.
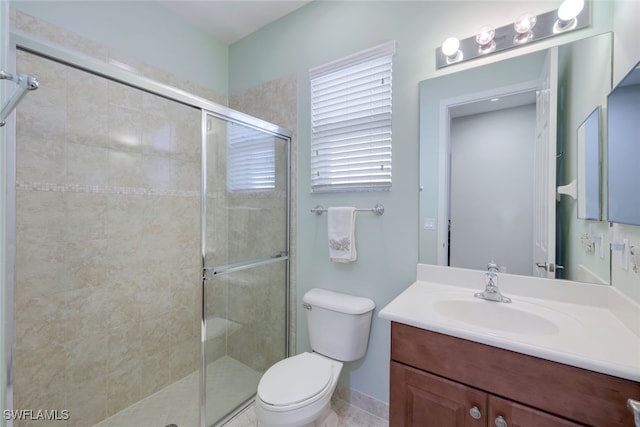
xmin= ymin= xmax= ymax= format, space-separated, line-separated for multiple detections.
xmin=310 ymin=41 xmax=395 ymax=192
xmin=227 ymin=122 xmax=275 ymax=193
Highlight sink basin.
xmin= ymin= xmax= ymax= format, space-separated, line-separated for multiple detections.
xmin=433 ymin=298 xmax=563 ymax=335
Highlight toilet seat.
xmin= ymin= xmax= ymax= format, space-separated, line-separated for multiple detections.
xmin=257 ymin=352 xmax=334 ymax=409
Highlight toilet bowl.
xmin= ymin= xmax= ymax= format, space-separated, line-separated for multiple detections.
xmin=254 ymin=288 xmax=375 ymax=427
xmin=254 ymin=352 xmax=342 ymax=427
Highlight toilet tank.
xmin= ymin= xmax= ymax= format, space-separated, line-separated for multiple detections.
xmin=303 ymin=288 xmax=375 ymax=362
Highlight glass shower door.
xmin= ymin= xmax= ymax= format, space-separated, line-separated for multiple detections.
xmin=202 ymin=113 xmax=289 ymax=426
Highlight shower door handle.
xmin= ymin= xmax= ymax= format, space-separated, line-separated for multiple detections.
xmin=204 ymin=253 xmax=289 ymax=279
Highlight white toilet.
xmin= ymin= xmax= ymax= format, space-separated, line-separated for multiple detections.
xmin=254 ymin=288 xmax=376 ymax=427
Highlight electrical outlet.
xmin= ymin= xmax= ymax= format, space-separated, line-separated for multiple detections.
xmin=423 ymin=218 xmax=436 ymax=230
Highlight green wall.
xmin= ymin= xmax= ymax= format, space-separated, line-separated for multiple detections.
xmin=229 ymin=0 xmax=617 ymax=403
xmin=556 ymin=34 xmax=612 ymax=285
xmin=610 ymin=0 xmax=640 ymax=303
xmin=10 ymin=0 xmax=229 ymax=95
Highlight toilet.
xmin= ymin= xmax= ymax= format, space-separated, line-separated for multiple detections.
xmin=254 ymin=288 xmax=376 ymax=427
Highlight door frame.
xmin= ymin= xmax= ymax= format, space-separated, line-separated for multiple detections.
xmin=532 ymin=47 xmax=559 ymax=278
xmin=200 ymin=110 xmax=292 ymax=426
xmin=436 ymin=80 xmax=539 ymax=266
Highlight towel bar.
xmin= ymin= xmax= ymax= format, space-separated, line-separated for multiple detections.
xmin=310 ymin=204 xmax=384 ymax=216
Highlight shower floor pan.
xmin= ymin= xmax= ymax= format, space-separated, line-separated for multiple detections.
xmin=93 ymin=355 xmax=261 ymax=427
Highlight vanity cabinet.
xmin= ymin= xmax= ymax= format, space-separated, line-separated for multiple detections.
xmin=391 ymin=362 xmax=581 ymax=426
xmin=390 ymin=322 xmax=640 ymax=427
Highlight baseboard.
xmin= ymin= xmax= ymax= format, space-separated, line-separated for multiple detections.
xmin=334 ymin=384 xmax=389 ymax=421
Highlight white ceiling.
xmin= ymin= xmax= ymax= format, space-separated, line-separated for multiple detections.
xmin=449 ymin=91 xmax=537 ymax=119
xmin=157 ymin=0 xmax=312 ymax=45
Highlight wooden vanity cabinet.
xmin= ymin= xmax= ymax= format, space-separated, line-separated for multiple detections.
xmin=390 ymin=322 xmax=640 ymax=427
xmin=391 ymin=362 xmax=582 ymax=427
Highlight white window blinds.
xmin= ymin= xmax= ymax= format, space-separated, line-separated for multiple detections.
xmin=226 ymin=123 xmax=275 ymax=193
xmin=310 ymin=41 xmax=395 ymax=192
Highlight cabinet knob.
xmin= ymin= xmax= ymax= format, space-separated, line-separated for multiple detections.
xmin=495 ymin=415 xmax=508 ymax=427
xmin=469 ymin=406 xmax=482 ymax=420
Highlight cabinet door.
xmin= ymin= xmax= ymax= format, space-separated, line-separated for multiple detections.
xmin=391 ymin=361 xmax=486 ymax=427
xmin=489 ymin=395 xmax=585 ymax=427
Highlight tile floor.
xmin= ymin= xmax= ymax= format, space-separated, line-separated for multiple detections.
xmin=226 ymin=399 xmax=389 ymax=427
xmin=93 ymin=356 xmax=261 ymax=427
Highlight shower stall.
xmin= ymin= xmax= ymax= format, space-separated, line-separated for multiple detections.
xmin=4 ymin=31 xmax=290 ymax=427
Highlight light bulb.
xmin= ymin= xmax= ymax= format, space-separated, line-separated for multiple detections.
xmin=475 ymin=25 xmax=496 ymax=54
xmin=558 ymin=0 xmax=584 ymax=21
xmin=442 ymin=37 xmax=460 ymax=58
xmin=514 ymin=13 xmax=537 ymax=35
xmin=555 ymin=0 xmax=584 ymax=32
xmin=475 ymin=25 xmax=495 ymax=46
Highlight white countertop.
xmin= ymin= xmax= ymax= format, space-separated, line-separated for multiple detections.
xmin=379 ymin=264 xmax=640 ymax=382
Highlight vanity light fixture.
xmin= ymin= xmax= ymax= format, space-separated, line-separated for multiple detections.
xmin=441 ymin=37 xmax=462 ymax=64
xmin=435 ymin=0 xmax=590 ymax=69
xmin=554 ymin=0 xmax=585 ymax=33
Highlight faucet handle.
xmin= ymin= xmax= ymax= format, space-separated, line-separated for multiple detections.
xmin=487 ymin=261 xmax=499 ymax=272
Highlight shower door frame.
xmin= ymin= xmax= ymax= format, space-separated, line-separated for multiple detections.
xmin=3 ymin=30 xmax=292 ymax=427
xmin=201 ymin=110 xmax=292 ymax=426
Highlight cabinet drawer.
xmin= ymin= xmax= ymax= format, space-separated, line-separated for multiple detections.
xmin=489 ymin=395 xmax=585 ymax=427
xmin=391 ymin=322 xmax=640 ymax=427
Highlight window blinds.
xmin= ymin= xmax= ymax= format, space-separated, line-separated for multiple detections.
xmin=310 ymin=41 xmax=395 ymax=192
xmin=227 ymin=123 xmax=275 ymax=193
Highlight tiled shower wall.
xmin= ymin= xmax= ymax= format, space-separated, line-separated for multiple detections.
xmin=206 ymin=117 xmax=287 ymax=372
xmin=202 ymin=76 xmax=298 ymax=374
xmin=204 ymin=112 xmax=291 ymax=373
xmin=229 ymin=76 xmax=298 ymax=358
xmin=14 ymin=50 xmax=202 ymax=426
xmin=10 ymin=8 xmax=297 ymax=426
xmin=10 ymin=10 xmax=223 ymax=426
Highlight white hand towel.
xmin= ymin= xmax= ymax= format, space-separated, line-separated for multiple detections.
xmin=328 ymin=207 xmax=357 ymax=263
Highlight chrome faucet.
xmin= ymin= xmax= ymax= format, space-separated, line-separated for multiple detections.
xmin=474 ymin=262 xmax=511 ymax=303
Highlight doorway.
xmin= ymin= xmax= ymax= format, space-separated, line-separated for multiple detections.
xmin=448 ymin=96 xmax=536 ymax=275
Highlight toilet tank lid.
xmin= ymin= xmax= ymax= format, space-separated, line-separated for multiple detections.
xmin=303 ymin=288 xmax=375 ymax=315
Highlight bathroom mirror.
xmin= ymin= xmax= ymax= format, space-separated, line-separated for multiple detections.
xmin=577 ymin=106 xmax=602 ymax=220
xmin=419 ymin=32 xmax=613 ymax=285
xmin=607 ymin=60 xmax=640 ymax=226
